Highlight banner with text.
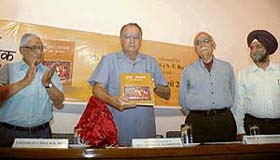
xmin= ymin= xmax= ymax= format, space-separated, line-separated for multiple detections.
xmin=0 ymin=19 xmax=197 ymax=107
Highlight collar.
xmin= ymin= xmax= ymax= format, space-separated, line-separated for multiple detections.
xmin=116 ymin=50 xmax=146 ymax=63
xmin=250 ymin=61 xmax=276 ymax=72
xmin=203 ymin=58 xmax=213 ymax=66
xmin=198 ymin=57 xmax=216 ymax=67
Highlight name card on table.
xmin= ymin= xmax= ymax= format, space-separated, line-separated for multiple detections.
xmin=132 ymin=138 xmax=182 ymax=148
xmin=243 ymin=135 xmax=280 ymax=144
xmin=12 ymin=138 xmax=68 ymax=149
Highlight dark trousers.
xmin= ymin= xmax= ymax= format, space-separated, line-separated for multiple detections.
xmin=185 ymin=108 xmax=236 ymax=143
xmin=244 ymin=114 xmax=280 ymax=135
xmin=0 ymin=122 xmax=52 ymax=147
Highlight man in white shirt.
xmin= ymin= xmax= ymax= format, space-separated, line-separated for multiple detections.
xmin=234 ymin=30 xmax=280 ymax=140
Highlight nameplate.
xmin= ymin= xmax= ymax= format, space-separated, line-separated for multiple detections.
xmin=12 ymin=138 xmax=68 ymax=149
xmin=132 ymin=138 xmax=182 ymax=148
xmin=243 ymin=135 xmax=280 ymax=144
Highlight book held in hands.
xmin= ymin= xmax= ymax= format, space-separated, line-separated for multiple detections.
xmin=120 ymin=73 xmax=155 ymax=106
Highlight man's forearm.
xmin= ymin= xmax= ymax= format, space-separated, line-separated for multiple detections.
xmin=0 ymin=79 xmax=29 ymax=104
xmin=93 ymin=85 xmax=115 ymax=107
xmin=45 ymin=83 xmax=64 ymax=109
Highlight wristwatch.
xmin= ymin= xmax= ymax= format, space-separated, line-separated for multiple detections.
xmin=44 ymin=82 xmax=53 ymax=89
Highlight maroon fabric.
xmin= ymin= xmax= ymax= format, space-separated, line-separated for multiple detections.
xmin=75 ymin=96 xmax=117 ymax=147
xmin=203 ymin=59 xmax=213 ymax=72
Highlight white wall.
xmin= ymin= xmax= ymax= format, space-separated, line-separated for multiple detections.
xmin=0 ymin=0 xmax=280 ymax=136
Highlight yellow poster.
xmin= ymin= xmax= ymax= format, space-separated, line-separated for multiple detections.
xmin=0 ymin=19 xmax=198 ymax=107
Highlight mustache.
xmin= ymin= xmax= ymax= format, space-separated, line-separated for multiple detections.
xmin=251 ymin=51 xmax=268 ymax=63
xmin=34 ymin=54 xmax=42 ymax=59
xmin=199 ymin=47 xmax=208 ymax=51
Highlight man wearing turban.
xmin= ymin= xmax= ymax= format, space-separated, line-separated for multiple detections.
xmin=233 ymin=30 xmax=280 ymax=140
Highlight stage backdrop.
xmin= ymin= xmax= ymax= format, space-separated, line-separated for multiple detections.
xmin=0 ymin=19 xmax=197 ymax=107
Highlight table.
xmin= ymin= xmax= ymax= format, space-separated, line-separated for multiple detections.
xmin=0 ymin=143 xmax=279 ymax=159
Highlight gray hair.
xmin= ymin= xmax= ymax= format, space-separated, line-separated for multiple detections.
xmin=20 ymin=33 xmax=42 ymax=48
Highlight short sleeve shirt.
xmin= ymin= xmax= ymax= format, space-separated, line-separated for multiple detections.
xmin=88 ymin=51 xmax=168 ymax=145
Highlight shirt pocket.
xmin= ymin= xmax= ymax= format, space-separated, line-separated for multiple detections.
xmin=271 ymin=74 xmax=280 ymax=95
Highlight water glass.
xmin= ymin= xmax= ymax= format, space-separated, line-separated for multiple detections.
xmin=181 ymin=124 xmax=193 ymax=145
xmin=74 ymin=128 xmax=86 ymax=145
xmin=249 ymin=125 xmax=260 ymax=136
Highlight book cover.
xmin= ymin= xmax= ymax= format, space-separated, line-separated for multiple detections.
xmin=42 ymin=39 xmax=75 ymax=86
xmin=120 ymin=73 xmax=155 ymax=106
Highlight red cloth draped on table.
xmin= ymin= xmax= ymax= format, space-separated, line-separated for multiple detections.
xmin=75 ymin=96 xmax=117 ymax=147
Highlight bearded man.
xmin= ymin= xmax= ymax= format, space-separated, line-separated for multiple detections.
xmin=233 ymin=30 xmax=280 ymax=140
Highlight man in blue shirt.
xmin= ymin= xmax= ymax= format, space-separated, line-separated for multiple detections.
xmin=179 ymin=32 xmax=236 ymax=142
xmin=88 ymin=23 xmax=171 ymax=146
xmin=0 ymin=33 xmax=64 ymax=146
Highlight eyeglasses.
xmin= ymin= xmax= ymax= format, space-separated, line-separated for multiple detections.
xmin=22 ymin=45 xmax=44 ymax=51
xmin=195 ymin=38 xmax=212 ymax=46
xmin=121 ymin=34 xmax=141 ymax=40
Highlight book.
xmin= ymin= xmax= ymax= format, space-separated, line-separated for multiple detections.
xmin=42 ymin=39 xmax=75 ymax=86
xmin=120 ymin=73 xmax=155 ymax=106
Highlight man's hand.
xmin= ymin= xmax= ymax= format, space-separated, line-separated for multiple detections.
xmin=93 ymin=83 xmax=137 ymax=111
xmin=111 ymin=96 xmax=136 ymax=111
xmin=23 ymin=59 xmax=38 ymax=85
xmin=42 ymin=63 xmax=57 ymax=86
xmin=152 ymin=78 xmax=171 ymax=100
xmin=154 ymin=84 xmax=171 ymax=100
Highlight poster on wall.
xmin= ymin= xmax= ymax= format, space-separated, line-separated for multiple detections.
xmin=0 ymin=21 xmax=19 ymax=68
xmin=0 ymin=19 xmax=198 ymax=107
xmin=42 ymin=39 xmax=75 ymax=86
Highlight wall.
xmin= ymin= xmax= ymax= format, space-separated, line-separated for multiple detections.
xmin=0 ymin=0 xmax=280 ymax=136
